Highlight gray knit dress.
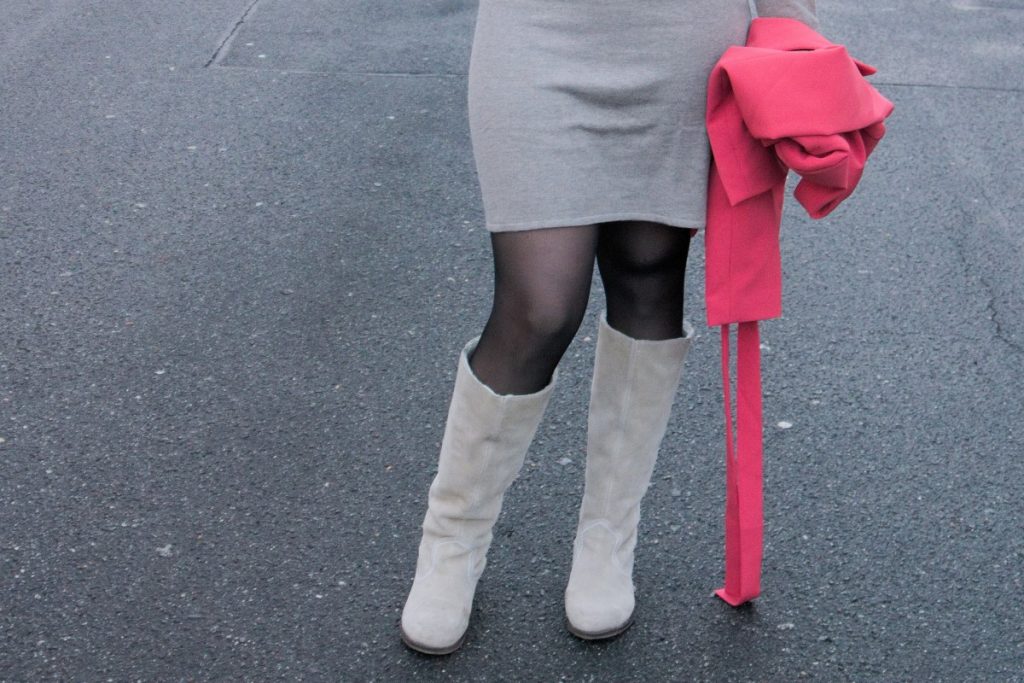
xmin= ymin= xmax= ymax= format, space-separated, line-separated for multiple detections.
xmin=467 ymin=0 xmax=818 ymax=233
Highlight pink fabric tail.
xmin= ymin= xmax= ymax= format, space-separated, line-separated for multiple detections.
xmin=714 ymin=321 xmax=764 ymax=606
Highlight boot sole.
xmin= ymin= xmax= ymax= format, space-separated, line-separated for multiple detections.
xmin=565 ymin=613 xmax=635 ymax=641
xmin=400 ymin=624 xmax=467 ymax=656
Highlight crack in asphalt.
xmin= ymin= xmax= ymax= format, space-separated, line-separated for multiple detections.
xmin=981 ymin=273 xmax=1023 ymax=355
xmin=914 ymin=88 xmax=1024 ymax=358
xmin=874 ymin=81 xmax=1024 ymax=94
xmin=204 ymin=0 xmax=264 ymax=68
xmin=206 ymin=64 xmax=468 ymax=78
xmin=948 ymin=205 xmax=1024 ymax=357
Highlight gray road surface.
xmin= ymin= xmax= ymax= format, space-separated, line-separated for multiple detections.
xmin=1 ymin=1 xmax=1022 ymax=680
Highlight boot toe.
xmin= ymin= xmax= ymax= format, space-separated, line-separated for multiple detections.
xmin=564 ymin=587 xmax=635 ymax=639
xmin=401 ymin=594 xmax=470 ymax=654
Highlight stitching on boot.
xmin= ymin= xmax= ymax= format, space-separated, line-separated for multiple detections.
xmin=575 ymin=519 xmax=633 ymax=578
xmin=417 ymin=539 xmax=474 ymax=581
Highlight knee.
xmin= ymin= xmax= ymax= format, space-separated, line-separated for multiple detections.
xmin=516 ymin=299 xmax=585 ymax=353
xmin=613 ymin=246 xmax=686 ymax=279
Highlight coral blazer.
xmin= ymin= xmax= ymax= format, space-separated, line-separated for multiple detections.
xmin=703 ymin=17 xmax=895 ymax=606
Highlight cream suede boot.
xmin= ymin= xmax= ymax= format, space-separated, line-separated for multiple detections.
xmin=400 ymin=334 xmax=558 ymax=655
xmin=565 ymin=309 xmax=694 ymax=639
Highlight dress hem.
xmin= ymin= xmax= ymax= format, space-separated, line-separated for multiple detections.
xmin=484 ymin=212 xmax=706 ymax=233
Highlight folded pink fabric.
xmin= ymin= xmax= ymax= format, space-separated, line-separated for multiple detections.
xmin=704 ymin=17 xmax=894 ymax=606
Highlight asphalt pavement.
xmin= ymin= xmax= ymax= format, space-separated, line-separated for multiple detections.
xmin=1 ymin=1 xmax=1022 ymax=680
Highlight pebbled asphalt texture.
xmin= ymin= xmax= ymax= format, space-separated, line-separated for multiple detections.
xmin=1 ymin=1 xmax=1022 ymax=680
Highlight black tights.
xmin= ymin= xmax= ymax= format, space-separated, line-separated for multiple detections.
xmin=468 ymin=220 xmax=692 ymax=395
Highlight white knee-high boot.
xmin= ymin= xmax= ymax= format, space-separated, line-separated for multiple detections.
xmin=401 ymin=335 xmax=558 ymax=655
xmin=565 ymin=309 xmax=694 ymax=639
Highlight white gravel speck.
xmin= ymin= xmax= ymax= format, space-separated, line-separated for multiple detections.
xmin=156 ymin=544 xmax=173 ymax=557
xmin=777 ymin=421 xmax=793 ymax=429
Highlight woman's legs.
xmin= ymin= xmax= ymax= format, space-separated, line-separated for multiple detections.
xmin=469 ymin=223 xmax=600 ymax=395
xmin=470 ymin=218 xmax=689 ymax=392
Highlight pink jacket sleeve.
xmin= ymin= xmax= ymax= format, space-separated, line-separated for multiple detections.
xmin=753 ymin=0 xmax=818 ymax=29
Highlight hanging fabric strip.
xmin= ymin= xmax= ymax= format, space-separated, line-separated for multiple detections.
xmin=714 ymin=321 xmax=764 ymax=606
